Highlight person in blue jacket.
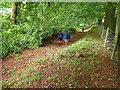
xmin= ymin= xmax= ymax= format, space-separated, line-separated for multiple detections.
xmin=64 ymin=32 xmax=71 ymax=45
xmin=58 ymin=32 xmax=63 ymax=45
xmin=67 ymin=33 xmax=71 ymax=42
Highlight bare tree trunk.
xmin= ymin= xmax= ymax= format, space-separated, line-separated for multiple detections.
xmin=10 ymin=0 xmax=16 ymax=23
xmin=111 ymin=2 xmax=120 ymax=59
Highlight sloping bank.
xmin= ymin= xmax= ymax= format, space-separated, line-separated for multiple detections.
xmin=48 ymin=25 xmax=118 ymax=88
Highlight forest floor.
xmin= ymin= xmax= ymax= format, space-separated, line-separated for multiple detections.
xmin=2 ymin=26 xmax=119 ymax=88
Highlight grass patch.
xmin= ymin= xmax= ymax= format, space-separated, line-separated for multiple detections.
xmin=14 ymin=54 xmax=22 ymax=60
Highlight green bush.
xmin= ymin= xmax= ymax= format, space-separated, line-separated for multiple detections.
xmin=2 ymin=24 xmax=41 ymax=57
xmin=68 ymin=28 xmax=76 ymax=34
xmin=61 ymin=28 xmax=76 ymax=34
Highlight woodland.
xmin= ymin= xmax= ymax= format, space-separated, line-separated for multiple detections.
xmin=1 ymin=1 xmax=120 ymax=88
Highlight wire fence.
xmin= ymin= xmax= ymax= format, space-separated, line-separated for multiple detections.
xmin=99 ymin=27 xmax=119 ymax=64
xmin=102 ymin=28 xmax=115 ymax=50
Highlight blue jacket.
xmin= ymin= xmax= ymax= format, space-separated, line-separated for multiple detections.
xmin=58 ymin=32 xmax=63 ymax=39
xmin=64 ymin=33 xmax=70 ymax=39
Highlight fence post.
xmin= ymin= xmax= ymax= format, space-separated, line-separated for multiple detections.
xmin=101 ymin=27 xmax=104 ymax=39
xmin=103 ymin=28 xmax=109 ymax=47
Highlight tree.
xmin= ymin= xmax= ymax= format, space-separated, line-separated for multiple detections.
xmin=1 ymin=2 xmax=110 ymax=57
xmin=10 ymin=0 xmax=17 ymax=23
xmin=111 ymin=2 xmax=120 ymax=59
xmin=104 ymin=2 xmax=117 ymax=31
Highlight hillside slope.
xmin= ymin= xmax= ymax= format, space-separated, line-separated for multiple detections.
xmin=2 ymin=25 xmax=118 ymax=88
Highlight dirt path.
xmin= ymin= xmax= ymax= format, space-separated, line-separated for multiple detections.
xmin=2 ymin=32 xmax=86 ymax=81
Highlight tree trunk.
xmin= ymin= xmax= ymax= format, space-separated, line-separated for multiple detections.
xmin=104 ymin=2 xmax=116 ymax=31
xmin=109 ymin=3 xmax=116 ymax=32
xmin=111 ymin=2 xmax=120 ymax=59
xmin=10 ymin=0 xmax=17 ymax=23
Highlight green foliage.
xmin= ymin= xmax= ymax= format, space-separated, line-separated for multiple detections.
xmin=0 ymin=2 xmax=11 ymax=8
xmin=1 ymin=2 xmax=106 ymax=57
xmin=14 ymin=54 xmax=22 ymax=60
xmin=0 ymin=14 xmax=11 ymax=30
xmin=2 ymin=23 xmax=41 ymax=57
xmin=28 ymin=71 xmax=41 ymax=82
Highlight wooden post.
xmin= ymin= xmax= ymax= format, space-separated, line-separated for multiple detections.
xmin=101 ymin=28 xmax=104 ymax=39
xmin=103 ymin=28 xmax=109 ymax=47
